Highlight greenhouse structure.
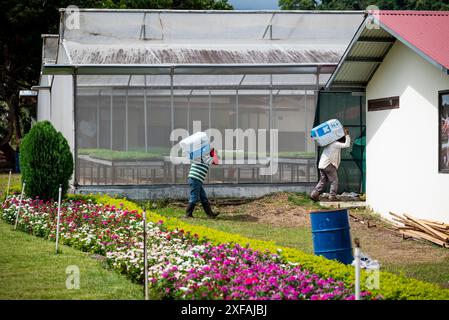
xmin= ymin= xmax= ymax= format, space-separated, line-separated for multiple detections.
xmin=36 ymin=9 xmax=366 ymax=199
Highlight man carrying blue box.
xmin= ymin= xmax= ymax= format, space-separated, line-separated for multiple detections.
xmin=185 ymin=147 xmax=220 ymax=218
xmin=310 ymin=124 xmax=351 ymax=202
xmin=179 ymin=132 xmax=220 ymax=218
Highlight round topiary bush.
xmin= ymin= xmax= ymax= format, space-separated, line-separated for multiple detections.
xmin=19 ymin=121 xmax=73 ymax=200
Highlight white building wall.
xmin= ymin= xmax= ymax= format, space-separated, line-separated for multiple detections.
xmin=37 ymin=75 xmax=51 ymax=121
xmin=366 ymin=41 xmax=449 ymax=223
xmin=50 ymin=75 xmax=74 ymax=156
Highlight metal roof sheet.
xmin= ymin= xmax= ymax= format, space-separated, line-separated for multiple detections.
xmin=327 ymin=10 xmax=449 ymax=89
xmin=43 ymin=10 xmax=364 ymax=73
xmin=377 ymin=10 xmax=449 ymax=70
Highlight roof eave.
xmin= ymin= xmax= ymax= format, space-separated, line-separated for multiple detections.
xmin=324 ymin=16 xmax=369 ymax=90
xmin=42 ymin=63 xmax=336 ymax=76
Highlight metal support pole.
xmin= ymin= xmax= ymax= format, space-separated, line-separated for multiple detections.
xmin=55 ymin=184 xmax=62 ymax=253
xmin=73 ymin=72 xmax=79 ymax=187
xmin=170 ymin=71 xmax=175 ymax=184
xmin=304 ymin=90 xmax=308 ymax=154
xmin=110 ymin=92 xmax=113 ymax=150
xmin=144 ymin=78 xmax=148 ymax=152
xmin=125 ymin=89 xmax=129 ymax=151
xmin=6 ymin=169 xmax=12 ymax=197
xmin=14 ymin=181 xmax=26 ymax=230
xmin=208 ymin=90 xmax=212 ymax=130
xmin=143 ymin=210 xmax=149 ymax=300
xmin=96 ymin=91 xmax=100 ymax=149
xmin=269 ymin=75 xmax=273 ymax=183
xmin=354 ymin=238 xmax=361 ymax=300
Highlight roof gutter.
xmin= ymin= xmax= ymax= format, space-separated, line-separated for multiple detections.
xmin=58 ymin=8 xmax=364 ymax=14
xmin=42 ymin=63 xmax=337 ymax=76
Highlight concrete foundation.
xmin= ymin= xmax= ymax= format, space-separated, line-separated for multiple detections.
xmin=74 ymin=183 xmax=316 ymax=200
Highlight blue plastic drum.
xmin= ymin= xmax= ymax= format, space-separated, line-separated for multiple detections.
xmin=310 ymin=209 xmax=353 ymax=264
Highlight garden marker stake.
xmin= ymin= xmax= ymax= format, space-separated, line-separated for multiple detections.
xmin=14 ymin=181 xmax=25 ymax=230
xmin=354 ymin=238 xmax=361 ymax=300
xmin=143 ymin=210 xmax=149 ymax=300
xmin=55 ymin=184 xmax=62 ymax=254
xmin=6 ymin=170 xmax=11 ymax=197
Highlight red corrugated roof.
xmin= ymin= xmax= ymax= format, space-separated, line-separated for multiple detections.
xmin=373 ymin=10 xmax=449 ymax=70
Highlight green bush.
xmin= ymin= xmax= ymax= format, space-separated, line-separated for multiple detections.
xmin=19 ymin=121 xmax=73 ymax=200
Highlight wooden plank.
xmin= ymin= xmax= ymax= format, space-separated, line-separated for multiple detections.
xmin=400 ymin=229 xmax=447 ymax=247
xmin=403 ymin=214 xmax=449 ymax=242
xmin=420 ymin=218 xmax=446 ymax=226
xmin=421 ymin=221 xmax=449 ymax=230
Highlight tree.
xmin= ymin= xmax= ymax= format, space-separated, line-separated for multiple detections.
xmin=20 ymin=120 xmax=73 ymax=200
xmin=0 ymin=0 xmax=232 ymax=170
xmin=279 ymin=0 xmax=317 ymax=10
xmin=279 ymin=0 xmax=449 ymax=10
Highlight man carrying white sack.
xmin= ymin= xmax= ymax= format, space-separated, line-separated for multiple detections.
xmin=185 ymin=148 xmax=220 ymax=219
xmin=310 ymin=128 xmax=351 ymax=202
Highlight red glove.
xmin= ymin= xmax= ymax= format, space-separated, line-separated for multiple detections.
xmin=210 ymin=148 xmax=219 ymax=165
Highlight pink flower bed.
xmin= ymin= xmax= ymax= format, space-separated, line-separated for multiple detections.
xmin=2 ymin=195 xmax=376 ymax=300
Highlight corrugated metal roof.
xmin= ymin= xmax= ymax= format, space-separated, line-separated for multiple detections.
xmin=378 ymin=10 xmax=449 ymax=70
xmin=327 ymin=10 xmax=449 ymax=89
xmin=66 ymin=43 xmax=343 ymax=65
xmin=44 ymin=10 xmax=365 ymax=72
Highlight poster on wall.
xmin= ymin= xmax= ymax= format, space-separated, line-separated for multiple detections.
xmin=440 ymin=91 xmax=449 ymax=172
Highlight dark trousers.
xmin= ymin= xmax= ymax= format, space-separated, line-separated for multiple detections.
xmin=188 ymin=177 xmax=208 ymax=204
xmin=313 ymin=164 xmax=339 ymax=196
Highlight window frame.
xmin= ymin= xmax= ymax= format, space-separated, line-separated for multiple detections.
xmin=367 ymin=96 xmax=400 ymax=112
xmin=438 ymin=90 xmax=449 ymax=174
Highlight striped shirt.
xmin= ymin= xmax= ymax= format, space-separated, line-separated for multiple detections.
xmin=188 ymin=156 xmax=213 ymax=183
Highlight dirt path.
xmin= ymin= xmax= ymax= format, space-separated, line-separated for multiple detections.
xmin=216 ymin=193 xmax=449 ymax=268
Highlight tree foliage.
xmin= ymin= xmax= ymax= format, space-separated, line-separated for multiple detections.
xmin=279 ymin=0 xmax=449 ymax=10
xmin=0 ymin=0 xmax=232 ymax=159
xmin=19 ymin=121 xmax=73 ymax=200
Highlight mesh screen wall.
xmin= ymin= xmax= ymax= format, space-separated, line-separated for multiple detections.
xmin=315 ymin=91 xmax=366 ymax=193
xmin=75 ymin=72 xmax=333 ymax=186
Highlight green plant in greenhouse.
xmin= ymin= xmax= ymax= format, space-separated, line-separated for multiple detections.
xmin=19 ymin=121 xmax=73 ymax=200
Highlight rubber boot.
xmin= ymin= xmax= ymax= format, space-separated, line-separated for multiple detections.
xmin=185 ymin=202 xmax=195 ymax=218
xmin=310 ymin=190 xmax=320 ymax=202
xmin=201 ymin=200 xmax=219 ymax=218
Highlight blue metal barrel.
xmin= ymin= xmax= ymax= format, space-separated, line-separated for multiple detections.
xmin=310 ymin=209 xmax=353 ymax=264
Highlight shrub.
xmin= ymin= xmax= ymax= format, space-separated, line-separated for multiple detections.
xmin=19 ymin=121 xmax=73 ymax=200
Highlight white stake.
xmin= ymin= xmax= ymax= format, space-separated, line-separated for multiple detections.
xmin=354 ymin=238 xmax=361 ymax=301
xmin=143 ymin=210 xmax=149 ymax=300
xmin=14 ymin=181 xmax=26 ymax=230
xmin=6 ymin=170 xmax=12 ymax=197
xmin=55 ymin=185 xmax=62 ymax=254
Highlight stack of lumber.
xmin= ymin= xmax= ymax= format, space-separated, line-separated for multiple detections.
xmin=390 ymin=212 xmax=449 ymax=248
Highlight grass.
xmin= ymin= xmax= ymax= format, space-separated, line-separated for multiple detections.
xmin=0 ymin=220 xmax=143 ymax=300
xmin=78 ymin=148 xmax=168 ymax=161
xmin=0 ymin=172 xmax=21 ymax=198
xmin=384 ymin=261 xmax=449 ymax=289
xmin=149 ymin=205 xmax=315 ymax=255
xmin=77 ymin=148 xmax=316 ymax=162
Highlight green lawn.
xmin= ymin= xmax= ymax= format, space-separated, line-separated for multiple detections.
xmin=0 ymin=219 xmax=143 ymax=300
xmin=0 ymin=172 xmax=21 ymax=197
xmin=155 ymin=206 xmax=315 ymax=254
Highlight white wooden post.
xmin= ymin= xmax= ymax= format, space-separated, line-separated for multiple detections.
xmin=6 ymin=170 xmax=12 ymax=197
xmin=14 ymin=181 xmax=26 ymax=230
xmin=354 ymin=238 xmax=361 ymax=300
xmin=55 ymin=185 xmax=62 ymax=253
xmin=143 ymin=210 xmax=149 ymax=300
